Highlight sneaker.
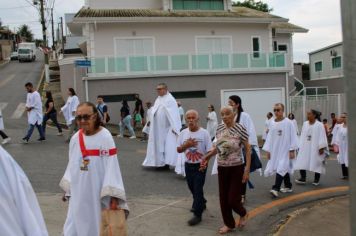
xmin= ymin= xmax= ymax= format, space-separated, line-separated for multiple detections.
xmin=295 ymin=179 xmax=307 ymax=185
xmin=57 ymin=132 xmax=63 ymax=136
xmin=270 ymin=189 xmax=279 ymax=198
xmin=22 ymin=138 xmax=29 ymax=144
xmin=117 ymin=135 xmax=123 ymax=138
xmin=188 ymin=216 xmax=202 ymax=226
xmin=312 ymin=182 xmax=320 ymax=186
xmin=37 ymin=137 xmax=46 ymax=142
xmin=129 ymin=136 xmax=136 ymax=139
xmin=280 ymin=188 xmax=293 ymax=193
xmin=1 ymin=137 xmax=11 ymax=144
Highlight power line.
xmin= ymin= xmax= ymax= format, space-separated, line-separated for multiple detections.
xmin=0 ymin=5 xmax=32 ymax=10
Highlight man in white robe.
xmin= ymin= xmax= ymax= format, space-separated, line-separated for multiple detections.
xmin=263 ymin=103 xmax=298 ymax=198
xmin=23 ymin=82 xmax=45 ymax=143
xmin=0 ymin=146 xmax=48 ymax=236
xmin=60 ymin=102 xmax=129 ymax=236
xmin=60 ymin=88 xmax=80 ymax=142
xmin=142 ymin=83 xmax=181 ymax=168
xmin=294 ymin=110 xmax=328 ymax=186
xmin=335 ymin=113 xmax=348 ymax=179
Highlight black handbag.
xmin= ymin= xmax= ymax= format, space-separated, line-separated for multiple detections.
xmin=243 ymin=146 xmax=262 ymax=173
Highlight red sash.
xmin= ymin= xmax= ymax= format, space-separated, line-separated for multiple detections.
xmin=78 ymin=129 xmax=117 ymax=158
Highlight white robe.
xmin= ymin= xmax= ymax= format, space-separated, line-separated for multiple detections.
xmin=60 ymin=128 xmax=129 ymax=236
xmin=0 ymin=146 xmax=48 ymax=236
xmin=61 ymin=95 xmax=80 ymax=126
xmin=142 ymin=107 xmax=153 ymax=135
xmin=262 ymin=118 xmax=273 ymax=140
xmin=294 ymin=121 xmax=328 ymax=174
xmin=263 ymin=118 xmax=298 ymax=177
xmin=331 ymin=123 xmax=342 ymax=145
xmin=335 ymin=126 xmax=348 ymax=167
xmin=26 ymin=91 xmax=43 ymax=125
xmin=289 ymin=118 xmax=299 ymax=135
xmin=0 ymin=109 xmax=4 ymax=130
xmin=206 ymin=111 xmax=218 ymax=139
xmin=142 ymin=92 xmax=181 ymax=167
xmin=212 ymin=112 xmax=259 ymax=175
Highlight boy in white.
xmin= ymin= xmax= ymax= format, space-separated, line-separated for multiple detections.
xmin=177 ymin=110 xmax=212 ymax=226
xmin=263 ymin=103 xmax=298 ymax=198
xmin=295 ymin=110 xmax=328 ymax=186
xmin=335 ymin=113 xmax=349 ymax=179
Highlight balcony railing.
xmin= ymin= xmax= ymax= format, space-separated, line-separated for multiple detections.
xmin=88 ymin=52 xmax=287 ymax=77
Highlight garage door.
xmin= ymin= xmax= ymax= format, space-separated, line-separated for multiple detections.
xmin=221 ymin=88 xmax=285 ymax=137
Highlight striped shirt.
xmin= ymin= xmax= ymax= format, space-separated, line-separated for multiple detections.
xmin=215 ymin=123 xmax=248 ymax=167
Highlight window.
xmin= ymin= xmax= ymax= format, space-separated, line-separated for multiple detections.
xmin=173 ymin=0 xmax=224 ymax=10
xmin=196 ymin=37 xmax=232 ymax=69
xmin=273 ymin=41 xmax=278 ymax=51
xmin=278 ymin=44 xmax=288 ymax=52
xmin=100 ymin=94 xmax=137 ymax=103
xmin=252 ymin=37 xmax=260 ymax=58
xmin=332 ymin=56 xmax=342 ymax=69
xmin=171 ymin=90 xmax=206 ymax=99
xmin=315 ymin=61 xmax=322 ymax=72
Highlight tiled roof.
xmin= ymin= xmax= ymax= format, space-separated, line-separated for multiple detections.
xmin=75 ymin=7 xmax=284 ymax=20
xmin=271 ymin=22 xmax=308 ymax=33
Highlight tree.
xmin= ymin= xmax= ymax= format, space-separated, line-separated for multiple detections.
xmin=18 ymin=24 xmax=34 ymax=42
xmin=233 ymin=0 xmax=272 ymax=12
xmin=0 ymin=19 xmax=4 ymax=30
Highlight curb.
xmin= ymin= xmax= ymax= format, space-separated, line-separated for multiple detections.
xmin=0 ymin=59 xmax=10 ymax=68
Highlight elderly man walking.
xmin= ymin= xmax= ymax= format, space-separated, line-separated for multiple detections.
xmin=143 ymin=83 xmax=181 ymax=168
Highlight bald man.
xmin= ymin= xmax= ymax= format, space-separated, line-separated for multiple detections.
xmin=177 ymin=110 xmax=212 ymax=226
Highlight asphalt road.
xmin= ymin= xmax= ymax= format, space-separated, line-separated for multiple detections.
xmin=0 ymin=57 xmax=350 ymax=235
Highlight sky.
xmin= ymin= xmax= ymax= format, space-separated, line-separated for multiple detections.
xmin=0 ymin=0 xmax=342 ymax=62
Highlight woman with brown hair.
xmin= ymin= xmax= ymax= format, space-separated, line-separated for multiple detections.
xmin=201 ymin=106 xmax=251 ymax=234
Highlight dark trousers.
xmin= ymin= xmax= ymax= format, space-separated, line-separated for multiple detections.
xmin=300 ymin=170 xmax=321 ymax=182
xmin=218 ymin=165 xmax=247 ymax=229
xmin=185 ymin=163 xmax=207 ymax=217
xmin=42 ymin=112 xmax=62 ymax=134
xmin=0 ymin=130 xmax=8 ymax=139
xmin=24 ymin=123 xmax=45 ymax=140
xmin=241 ymin=182 xmax=247 ymax=196
xmin=272 ymin=173 xmax=292 ymax=191
xmin=341 ymin=164 xmax=349 ymax=177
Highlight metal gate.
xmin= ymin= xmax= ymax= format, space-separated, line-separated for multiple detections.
xmin=290 ymin=94 xmax=346 ymax=128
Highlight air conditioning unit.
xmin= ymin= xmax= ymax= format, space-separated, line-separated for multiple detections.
xmin=330 ymin=50 xmax=338 ymax=57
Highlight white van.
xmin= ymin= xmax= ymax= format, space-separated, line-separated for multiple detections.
xmin=18 ymin=43 xmax=36 ymax=62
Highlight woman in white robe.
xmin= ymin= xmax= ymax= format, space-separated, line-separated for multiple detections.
xmin=0 ymin=146 xmax=48 ymax=236
xmin=60 ymin=88 xmax=80 ymax=142
xmin=60 ymin=102 xmax=129 ymax=236
xmin=335 ymin=113 xmax=348 ymax=179
xmin=262 ymin=112 xmax=273 ymax=141
xmin=206 ymin=104 xmax=218 ymax=140
xmin=288 ymin=113 xmax=299 ymax=135
xmin=294 ymin=110 xmax=328 ymax=185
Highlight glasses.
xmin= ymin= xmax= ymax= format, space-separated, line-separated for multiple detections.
xmin=273 ymin=109 xmax=281 ymax=112
xmin=76 ymin=113 xmax=94 ymax=121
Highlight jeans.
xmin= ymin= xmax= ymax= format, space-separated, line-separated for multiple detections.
xmin=42 ymin=112 xmax=62 ymax=134
xmin=185 ymin=163 xmax=207 ymax=217
xmin=119 ymin=115 xmax=135 ymax=137
xmin=0 ymin=130 xmax=9 ymax=139
xmin=300 ymin=170 xmax=321 ymax=182
xmin=24 ymin=123 xmax=45 ymax=140
xmin=272 ymin=173 xmax=292 ymax=191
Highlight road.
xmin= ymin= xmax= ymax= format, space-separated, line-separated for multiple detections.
xmin=0 ymin=57 xmax=350 ymax=235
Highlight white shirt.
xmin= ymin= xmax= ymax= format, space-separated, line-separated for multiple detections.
xmin=178 ymin=106 xmax=186 ymax=125
xmin=178 ymin=128 xmax=212 ymax=163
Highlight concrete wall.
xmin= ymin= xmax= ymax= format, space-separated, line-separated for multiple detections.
xmin=92 ymin=22 xmax=271 ymax=57
xmin=274 ymin=33 xmax=292 ymax=71
xmin=0 ymin=41 xmax=12 ymax=60
xmin=87 ymin=0 xmax=163 ymax=9
xmin=304 ymin=77 xmax=344 ymax=94
xmin=84 ymin=72 xmax=287 ymax=126
xmin=59 ymin=62 xmax=87 ymax=103
xmin=309 ymin=44 xmax=343 ymax=80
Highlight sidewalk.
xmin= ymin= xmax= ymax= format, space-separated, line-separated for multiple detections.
xmin=275 ymin=196 xmax=350 ymax=236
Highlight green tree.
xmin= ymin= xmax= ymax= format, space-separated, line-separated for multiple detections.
xmin=18 ymin=24 xmax=34 ymax=42
xmin=233 ymin=0 xmax=272 ymax=12
xmin=0 ymin=19 xmax=4 ymax=30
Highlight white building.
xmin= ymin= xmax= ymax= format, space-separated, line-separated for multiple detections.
xmin=59 ymin=0 xmax=307 ymax=135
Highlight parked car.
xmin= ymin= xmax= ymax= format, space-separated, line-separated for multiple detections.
xmin=10 ymin=51 xmax=18 ymax=60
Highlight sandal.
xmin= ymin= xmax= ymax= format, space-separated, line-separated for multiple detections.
xmin=237 ymin=213 xmax=249 ymax=229
xmin=218 ymin=225 xmax=233 ymax=235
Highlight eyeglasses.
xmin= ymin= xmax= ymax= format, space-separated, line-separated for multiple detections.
xmin=76 ymin=113 xmax=94 ymax=121
xmin=273 ymin=109 xmax=281 ymax=112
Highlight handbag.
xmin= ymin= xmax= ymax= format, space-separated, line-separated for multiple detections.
xmin=243 ymin=146 xmax=262 ymax=173
xmin=100 ymin=209 xmax=127 ymax=236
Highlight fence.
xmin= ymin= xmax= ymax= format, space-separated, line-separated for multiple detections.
xmin=290 ymin=94 xmax=347 ymax=128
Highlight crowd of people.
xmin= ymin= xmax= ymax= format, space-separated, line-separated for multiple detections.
xmin=0 ymin=81 xmax=350 ymax=236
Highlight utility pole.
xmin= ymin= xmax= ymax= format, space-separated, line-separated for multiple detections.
xmin=51 ymin=8 xmax=55 ymax=51
xmin=60 ymin=17 xmax=64 ymax=54
xmin=40 ymin=0 xmax=50 ymax=83
xmin=340 ymin=1 xmax=356 ymax=235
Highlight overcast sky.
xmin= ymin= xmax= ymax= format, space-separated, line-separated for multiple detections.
xmin=0 ymin=0 xmax=342 ymax=62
